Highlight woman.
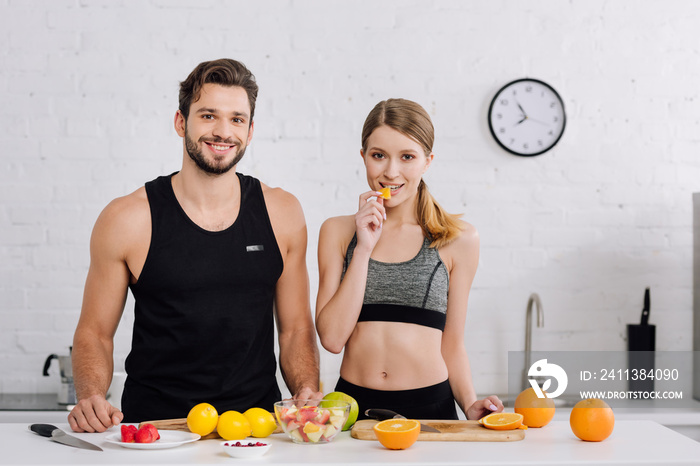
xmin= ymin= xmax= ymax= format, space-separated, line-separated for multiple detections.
xmin=315 ymin=98 xmax=502 ymax=421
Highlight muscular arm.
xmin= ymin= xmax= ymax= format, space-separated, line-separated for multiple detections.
xmin=266 ymin=188 xmax=321 ymax=399
xmin=69 ymin=192 xmax=147 ymax=432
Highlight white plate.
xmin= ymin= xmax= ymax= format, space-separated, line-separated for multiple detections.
xmin=105 ymin=431 xmax=201 ymax=450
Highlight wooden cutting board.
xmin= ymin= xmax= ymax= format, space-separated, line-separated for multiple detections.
xmin=139 ymin=418 xmax=283 ymax=440
xmin=351 ymin=419 xmax=525 ymax=442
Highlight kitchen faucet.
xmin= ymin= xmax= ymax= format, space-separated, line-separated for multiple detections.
xmin=523 ymin=292 xmax=544 ymax=391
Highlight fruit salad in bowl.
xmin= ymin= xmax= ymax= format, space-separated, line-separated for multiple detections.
xmin=274 ymin=399 xmax=350 ymax=444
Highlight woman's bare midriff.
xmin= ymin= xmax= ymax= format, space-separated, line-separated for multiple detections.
xmin=339 ymin=321 xmax=449 ymax=390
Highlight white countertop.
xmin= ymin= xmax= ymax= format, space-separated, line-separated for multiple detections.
xmin=2 ymin=421 xmax=700 ymax=465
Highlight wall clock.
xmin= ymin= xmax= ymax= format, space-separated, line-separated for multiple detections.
xmin=487 ymin=78 xmax=566 ymax=157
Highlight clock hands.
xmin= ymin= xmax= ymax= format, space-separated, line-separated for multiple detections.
xmin=526 ymin=116 xmax=550 ymax=126
xmin=514 ymin=100 xmax=528 ymax=126
xmin=513 ymin=99 xmax=549 ymax=127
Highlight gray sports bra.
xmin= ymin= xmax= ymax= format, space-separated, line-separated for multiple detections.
xmin=342 ymin=234 xmax=449 ymax=331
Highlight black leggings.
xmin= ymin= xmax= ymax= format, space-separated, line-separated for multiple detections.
xmin=335 ymin=377 xmax=458 ymax=420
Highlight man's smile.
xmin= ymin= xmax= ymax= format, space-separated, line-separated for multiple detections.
xmin=204 ymin=141 xmax=236 ymax=154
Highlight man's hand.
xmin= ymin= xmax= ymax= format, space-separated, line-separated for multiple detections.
xmin=68 ymin=394 xmax=123 ymax=433
xmin=292 ymin=386 xmax=323 ymax=401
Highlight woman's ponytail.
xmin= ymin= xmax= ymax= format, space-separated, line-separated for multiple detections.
xmin=416 ymin=179 xmax=463 ymax=248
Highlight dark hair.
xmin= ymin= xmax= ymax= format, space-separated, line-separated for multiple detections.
xmin=178 ymin=58 xmax=258 ymax=122
xmin=361 ymin=98 xmax=463 ymax=248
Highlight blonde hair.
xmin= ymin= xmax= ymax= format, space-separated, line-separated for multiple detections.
xmin=361 ymin=99 xmax=463 ymax=248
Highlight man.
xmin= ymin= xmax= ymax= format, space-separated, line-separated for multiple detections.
xmin=68 ymin=59 xmax=321 ymax=433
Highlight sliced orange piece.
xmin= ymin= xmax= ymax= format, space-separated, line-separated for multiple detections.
xmin=372 ymin=419 xmax=420 ymax=450
xmin=302 ymin=421 xmax=321 ymax=433
xmin=479 ymin=412 xmax=527 ymax=430
xmin=378 ymin=187 xmax=391 ymax=199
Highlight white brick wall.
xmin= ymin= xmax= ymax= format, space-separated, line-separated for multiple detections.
xmin=1 ymin=0 xmax=698 ymax=398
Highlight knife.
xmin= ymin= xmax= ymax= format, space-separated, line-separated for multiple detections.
xmin=29 ymin=424 xmax=103 ymax=451
xmin=641 ymin=287 xmax=650 ymax=325
xmin=365 ymin=408 xmax=441 ymax=433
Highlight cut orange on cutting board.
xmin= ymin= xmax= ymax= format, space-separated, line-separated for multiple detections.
xmin=514 ymin=387 xmax=556 ymax=427
xmin=479 ymin=412 xmax=527 ymax=430
xmin=570 ymin=398 xmax=615 ymax=442
xmin=378 ymin=187 xmax=391 ymax=199
xmin=372 ymin=419 xmax=420 ymax=450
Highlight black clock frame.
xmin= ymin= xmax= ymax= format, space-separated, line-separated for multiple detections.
xmin=487 ymin=78 xmax=566 ymax=157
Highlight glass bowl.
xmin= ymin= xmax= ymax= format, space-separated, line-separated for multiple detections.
xmin=274 ymin=399 xmax=350 ymax=444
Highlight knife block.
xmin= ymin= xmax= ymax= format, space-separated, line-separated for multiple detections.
xmin=627 ymin=324 xmax=655 ymax=393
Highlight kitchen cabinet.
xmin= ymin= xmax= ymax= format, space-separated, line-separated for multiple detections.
xmin=2 ymin=420 xmax=700 ymax=465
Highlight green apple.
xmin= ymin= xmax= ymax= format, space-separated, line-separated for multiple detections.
xmin=322 ymin=391 xmax=359 ymax=431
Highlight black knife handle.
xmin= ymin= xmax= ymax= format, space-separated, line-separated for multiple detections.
xmin=641 ymin=287 xmax=650 ymax=325
xmin=365 ymin=408 xmax=404 ymax=420
xmin=29 ymin=424 xmax=58 ymax=437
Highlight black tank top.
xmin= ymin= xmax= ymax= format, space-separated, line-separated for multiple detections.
xmin=122 ymin=172 xmax=283 ymax=422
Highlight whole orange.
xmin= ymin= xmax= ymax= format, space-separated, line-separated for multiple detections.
xmin=514 ymin=387 xmax=555 ymax=427
xmin=570 ymin=398 xmax=614 ymax=442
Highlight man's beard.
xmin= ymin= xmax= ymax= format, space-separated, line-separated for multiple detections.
xmin=184 ymin=128 xmax=247 ymax=175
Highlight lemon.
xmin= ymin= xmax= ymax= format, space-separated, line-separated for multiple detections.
xmin=186 ymin=402 xmax=218 ymax=436
xmin=243 ymin=407 xmax=277 ymax=438
xmin=217 ymin=410 xmax=252 ymax=440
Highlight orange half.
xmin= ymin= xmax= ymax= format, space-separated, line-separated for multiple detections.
xmin=378 ymin=187 xmax=391 ymax=199
xmin=373 ymin=419 xmax=420 ymax=450
xmin=479 ymin=412 xmax=527 ymax=430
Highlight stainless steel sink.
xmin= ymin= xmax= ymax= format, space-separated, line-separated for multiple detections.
xmin=0 ymin=393 xmax=69 ymax=411
xmin=491 ymin=393 xmax=581 ymax=408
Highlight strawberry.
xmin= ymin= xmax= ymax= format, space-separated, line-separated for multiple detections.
xmin=135 ymin=426 xmax=154 ymax=443
xmin=280 ymin=407 xmax=298 ymax=422
xmin=121 ymin=424 xmax=137 ymax=443
xmin=316 ymin=409 xmax=331 ymax=425
xmin=298 ymin=407 xmax=318 ymax=423
xmin=142 ymin=423 xmax=160 ymax=441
